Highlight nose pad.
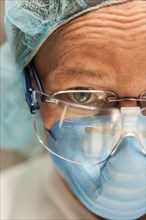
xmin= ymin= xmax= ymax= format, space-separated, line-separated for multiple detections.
xmin=121 ymin=107 xmax=140 ymax=134
xmin=111 ymin=107 xmax=144 ymax=155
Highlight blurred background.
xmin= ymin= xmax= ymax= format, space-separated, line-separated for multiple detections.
xmin=0 ymin=0 xmax=5 ymax=44
xmin=0 ymin=0 xmax=28 ymax=171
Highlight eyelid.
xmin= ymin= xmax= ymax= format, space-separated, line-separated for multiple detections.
xmin=52 ymin=88 xmax=117 ymax=96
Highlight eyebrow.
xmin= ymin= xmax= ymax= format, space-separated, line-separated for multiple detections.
xmin=52 ymin=67 xmax=107 ymax=82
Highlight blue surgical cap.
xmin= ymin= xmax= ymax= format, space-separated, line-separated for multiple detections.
xmin=5 ymin=0 xmax=128 ymax=69
xmin=2 ymin=0 xmax=129 ymax=155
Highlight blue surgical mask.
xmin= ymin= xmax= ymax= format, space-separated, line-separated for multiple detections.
xmin=50 ymin=123 xmax=146 ymax=219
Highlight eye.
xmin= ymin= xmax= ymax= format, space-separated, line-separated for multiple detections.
xmin=68 ymin=87 xmax=96 ymax=104
xmin=73 ymin=91 xmax=91 ymax=103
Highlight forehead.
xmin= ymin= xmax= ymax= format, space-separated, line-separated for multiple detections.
xmin=57 ymin=1 xmax=145 ymax=43
xmin=37 ymin=0 xmax=145 ymax=58
xmin=34 ymin=0 xmax=145 ymax=94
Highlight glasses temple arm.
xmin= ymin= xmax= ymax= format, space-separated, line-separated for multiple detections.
xmin=29 ymin=62 xmax=44 ymax=94
xmin=24 ymin=62 xmax=44 ymax=114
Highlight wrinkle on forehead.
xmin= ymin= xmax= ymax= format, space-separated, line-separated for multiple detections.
xmin=36 ymin=0 xmax=145 ymax=61
xmin=34 ymin=0 xmax=145 ymax=92
xmin=55 ymin=0 xmax=145 ymax=45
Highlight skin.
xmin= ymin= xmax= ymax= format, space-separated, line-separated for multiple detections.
xmin=34 ymin=0 xmax=146 ymax=219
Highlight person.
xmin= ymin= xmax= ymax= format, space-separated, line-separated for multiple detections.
xmin=1 ymin=0 xmax=146 ymax=219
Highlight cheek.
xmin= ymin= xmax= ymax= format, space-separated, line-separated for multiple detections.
xmin=40 ymin=103 xmax=62 ymax=129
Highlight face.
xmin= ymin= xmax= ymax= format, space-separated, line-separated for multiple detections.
xmin=34 ymin=0 xmax=145 ymax=129
xmin=34 ymin=1 xmax=145 ymax=219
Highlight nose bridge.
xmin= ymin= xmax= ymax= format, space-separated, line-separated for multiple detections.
xmin=120 ymin=100 xmax=138 ymax=107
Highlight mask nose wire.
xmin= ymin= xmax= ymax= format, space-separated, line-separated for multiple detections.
xmin=112 ymin=107 xmax=145 ymax=155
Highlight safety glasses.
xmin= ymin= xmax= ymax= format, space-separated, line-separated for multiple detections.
xmin=24 ymin=62 xmax=146 ymax=165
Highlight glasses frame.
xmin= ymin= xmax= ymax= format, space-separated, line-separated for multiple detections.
xmin=24 ymin=62 xmax=146 ymax=114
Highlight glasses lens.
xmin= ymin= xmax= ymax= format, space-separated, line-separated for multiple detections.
xmin=52 ymin=90 xmax=116 ymax=109
xmin=33 ymin=103 xmax=122 ymax=165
